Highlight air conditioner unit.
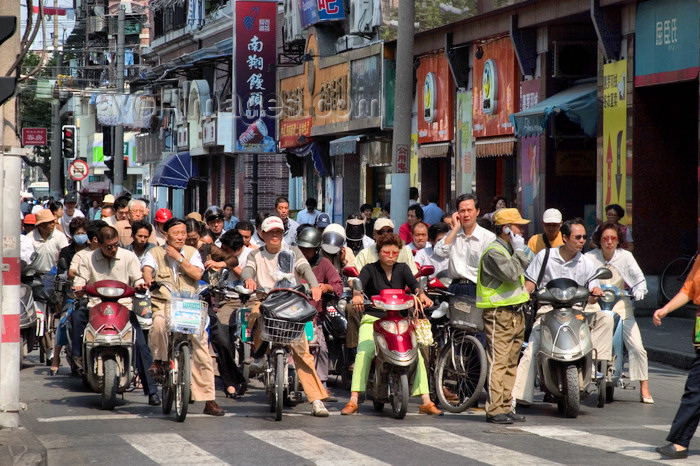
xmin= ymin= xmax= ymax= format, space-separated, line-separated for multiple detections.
xmin=552 ymin=41 xmax=598 ymax=79
xmin=160 ymin=88 xmax=178 ymax=106
xmin=283 ymin=0 xmax=303 ymax=44
xmin=349 ymin=0 xmax=373 ymax=34
xmin=336 ymin=35 xmax=369 ymax=53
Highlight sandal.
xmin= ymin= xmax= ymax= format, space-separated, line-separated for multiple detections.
xmin=50 ymin=367 xmax=59 ymax=376
xmin=225 ymin=387 xmax=242 ymax=399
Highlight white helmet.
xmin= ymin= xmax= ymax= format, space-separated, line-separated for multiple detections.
xmin=321 ymin=223 xmax=346 ymax=255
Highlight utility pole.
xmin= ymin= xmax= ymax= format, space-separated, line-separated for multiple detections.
xmin=389 ymin=2 xmax=415 ymax=227
xmin=0 ymin=1 xmax=24 ymax=428
xmin=113 ymin=4 xmax=125 ymax=194
xmin=49 ymin=0 xmax=62 ymax=198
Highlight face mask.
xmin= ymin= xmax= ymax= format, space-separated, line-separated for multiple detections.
xmin=73 ymin=234 xmax=88 ymax=245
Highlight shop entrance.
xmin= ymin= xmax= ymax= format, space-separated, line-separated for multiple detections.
xmin=419 ymin=157 xmax=450 ymax=210
xmin=475 ymin=156 xmax=517 ymax=215
xmin=545 ymin=136 xmax=597 ymax=222
xmin=633 ymin=80 xmax=699 ymax=274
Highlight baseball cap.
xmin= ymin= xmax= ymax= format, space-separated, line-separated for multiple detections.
xmin=23 ymin=214 xmax=37 ymax=225
xmin=155 ymin=208 xmax=173 ymax=223
xmin=315 ymin=213 xmax=331 ymax=229
xmin=261 ymin=216 xmax=285 ymax=232
xmin=102 ymin=194 xmax=115 ymax=205
xmin=186 ymin=212 xmax=203 ymax=223
xmin=64 ymin=193 xmax=78 ymax=204
xmin=374 ymin=218 xmax=395 ymax=231
xmin=492 ymin=208 xmax=530 ymax=226
xmin=542 ymin=208 xmax=563 ymax=223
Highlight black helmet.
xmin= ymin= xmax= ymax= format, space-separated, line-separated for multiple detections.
xmin=204 ymin=205 xmax=224 ymax=223
xmin=296 ymin=226 xmax=322 ymax=248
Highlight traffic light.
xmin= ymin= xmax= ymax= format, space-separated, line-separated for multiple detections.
xmin=104 ymin=156 xmax=114 ymax=182
xmin=61 ymin=125 xmax=76 ymax=159
xmin=0 ymin=16 xmax=17 ymax=107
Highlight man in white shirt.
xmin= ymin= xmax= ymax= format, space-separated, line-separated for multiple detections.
xmin=296 ymin=197 xmax=321 ymax=225
xmin=415 ymin=222 xmax=450 ymax=278
xmin=512 ymin=217 xmax=613 ymax=406
xmin=30 ymin=209 xmax=69 ymax=274
xmin=60 ymin=193 xmax=85 ymax=238
xmin=274 ymin=196 xmax=299 ymax=246
xmin=434 ymin=194 xmax=496 ymax=296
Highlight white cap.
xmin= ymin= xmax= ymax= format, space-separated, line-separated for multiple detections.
xmin=542 ymin=208 xmax=562 ymax=223
xmin=261 ymin=216 xmax=285 ymax=232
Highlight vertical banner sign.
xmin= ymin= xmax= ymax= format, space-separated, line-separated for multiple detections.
xmin=234 ymin=0 xmax=277 ymax=153
xmin=602 ymin=60 xmax=627 ymax=208
xmin=455 ymin=91 xmax=475 ymax=195
xmin=519 ymin=79 xmax=540 ymax=224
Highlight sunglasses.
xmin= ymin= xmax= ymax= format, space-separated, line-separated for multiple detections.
xmin=570 ymin=234 xmax=587 ymax=240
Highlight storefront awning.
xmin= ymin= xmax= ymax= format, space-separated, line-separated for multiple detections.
xmin=509 ymin=82 xmax=598 ymax=138
xmin=329 ymin=135 xmax=365 ymax=157
xmin=151 ymin=152 xmax=198 ymax=189
xmin=475 ymin=136 xmax=516 ymax=157
xmin=418 ymin=142 xmax=451 ymax=158
xmin=285 ymin=142 xmax=330 ymax=177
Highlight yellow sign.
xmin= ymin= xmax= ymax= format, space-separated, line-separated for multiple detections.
xmin=602 ymin=60 xmax=627 ymax=209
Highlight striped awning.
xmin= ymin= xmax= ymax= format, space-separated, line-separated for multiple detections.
xmin=418 ymin=142 xmax=451 ymax=158
xmin=475 ymin=136 xmax=516 ymax=157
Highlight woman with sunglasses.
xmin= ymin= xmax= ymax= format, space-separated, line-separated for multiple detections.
xmin=340 ymin=233 xmax=441 ymax=416
xmin=585 ymin=221 xmax=652 ymax=403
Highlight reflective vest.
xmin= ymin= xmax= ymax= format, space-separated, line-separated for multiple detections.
xmin=476 ymin=242 xmax=530 ymax=308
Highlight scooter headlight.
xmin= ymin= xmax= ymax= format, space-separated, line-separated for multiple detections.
xmin=372 ymin=300 xmax=384 ymax=309
xmin=600 ymin=290 xmax=616 ymax=303
xmin=375 ymin=333 xmax=388 ymax=352
xmin=380 ymin=321 xmax=398 ymax=334
xmin=97 ymin=287 xmax=125 ymax=298
xmin=397 ymin=319 xmax=410 ymax=334
xmin=551 ymin=286 xmax=577 ymax=301
xmin=554 ymin=312 xmax=571 ymax=325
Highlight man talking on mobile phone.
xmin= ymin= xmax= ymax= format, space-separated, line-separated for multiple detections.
xmin=476 ymin=208 xmax=531 ymax=424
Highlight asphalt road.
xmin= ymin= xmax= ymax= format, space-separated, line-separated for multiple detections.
xmin=16 ymin=353 xmax=700 ymax=465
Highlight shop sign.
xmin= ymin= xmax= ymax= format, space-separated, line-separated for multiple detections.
xmin=202 ymin=118 xmax=217 ymax=146
xmin=455 ymin=91 xmax=475 ymax=196
xmin=416 ymin=52 xmax=453 ymax=144
xmin=22 ymin=127 xmax=47 ymax=146
xmin=233 ymin=0 xmax=277 ymax=153
xmin=520 ymin=79 xmax=539 ymax=111
xmin=472 ymin=37 xmax=518 ymax=138
xmin=177 ymin=125 xmax=188 ymax=150
xmin=635 ymin=0 xmax=699 ymax=87
xmin=299 ymin=0 xmax=345 ymax=29
xmin=280 ymin=117 xmax=313 ymax=148
xmin=602 ymin=60 xmax=627 ymax=207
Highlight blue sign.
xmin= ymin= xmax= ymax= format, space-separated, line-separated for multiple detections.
xmin=635 ymin=0 xmax=699 ymax=86
xmin=298 ymin=0 xmax=344 ymax=29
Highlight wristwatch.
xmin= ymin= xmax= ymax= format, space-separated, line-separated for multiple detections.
xmin=177 ymin=255 xmax=184 ymax=264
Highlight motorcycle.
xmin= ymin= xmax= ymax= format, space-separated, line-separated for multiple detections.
xmin=343 ymin=265 xmax=434 ymax=420
xmin=53 ymin=271 xmax=82 ymax=375
xmin=597 ymin=283 xmax=627 ymax=402
xmin=318 ymin=292 xmax=351 ymax=389
xmin=533 ymin=267 xmax=613 ymax=418
xmin=82 ymin=279 xmax=137 ymax=410
xmin=19 ymin=255 xmax=39 ymax=365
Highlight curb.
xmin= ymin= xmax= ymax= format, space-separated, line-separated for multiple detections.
xmin=0 ymin=427 xmax=47 ymax=466
xmin=647 ymin=346 xmax=694 ymax=371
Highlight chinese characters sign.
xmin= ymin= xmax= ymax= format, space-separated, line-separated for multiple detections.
xmin=299 ymin=0 xmax=345 ymax=29
xmin=280 ymin=117 xmax=313 ymax=148
xmin=22 ymin=127 xmax=47 ymax=146
xmin=602 ymin=60 xmax=627 ymax=208
xmin=234 ymin=0 xmax=277 ymax=153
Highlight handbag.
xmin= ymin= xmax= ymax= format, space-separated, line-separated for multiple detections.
xmin=411 ymin=296 xmax=434 ymax=347
xmin=260 ymin=286 xmax=317 ymax=323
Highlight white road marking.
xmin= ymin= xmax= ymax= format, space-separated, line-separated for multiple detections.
xmin=382 ymin=426 xmax=562 ymax=465
xmin=247 ymin=429 xmax=389 ymax=466
xmin=120 ymin=433 xmax=228 ymax=465
xmin=517 ymin=425 xmax=665 ymax=462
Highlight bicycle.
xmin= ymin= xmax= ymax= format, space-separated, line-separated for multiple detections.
xmin=660 ymin=251 xmax=698 ymax=303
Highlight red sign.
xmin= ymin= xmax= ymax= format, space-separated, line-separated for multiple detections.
xmin=472 ymin=37 xmax=519 ymax=138
xmin=279 ymin=117 xmax=313 ymax=148
xmin=69 ymin=160 xmax=89 ymax=181
xmin=395 ymin=145 xmax=409 ymax=173
xmin=416 ymin=53 xmax=454 ymax=144
xmin=22 ymin=128 xmax=47 ymax=146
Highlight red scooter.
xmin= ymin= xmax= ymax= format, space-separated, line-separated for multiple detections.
xmin=82 ymin=280 xmax=136 ymax=410
xmin=343 ymin=265 xmax=434 ymax=419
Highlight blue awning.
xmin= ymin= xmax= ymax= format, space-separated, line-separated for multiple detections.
xmin=285 ymin=142 xmax=330 ymax=177
xmin=510 ymin=82 xmax=598 ymax=138
xmin=151 ymin=152 xmax=198 ymax=189
xmin=329 ymin=135 xmax=364 ymax=157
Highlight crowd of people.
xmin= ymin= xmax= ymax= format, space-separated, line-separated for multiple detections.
xmin=20 ymin=188 xmax=700 ymax=458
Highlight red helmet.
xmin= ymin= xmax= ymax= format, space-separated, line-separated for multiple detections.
xmin=155 ymin=208 xmax=172 ymax=223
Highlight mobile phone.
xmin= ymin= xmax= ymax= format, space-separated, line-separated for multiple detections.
xmin=503 ymin=226 xmax=513 ymax=236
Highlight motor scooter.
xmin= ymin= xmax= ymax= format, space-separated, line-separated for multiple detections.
xmin=597 ymin=283 xmax=627 ymax=401
xmin=533 ymin=267 xmax=613 ymax=418
xmin=343 ymin=265 xmax=434 ymax=419
xmin=19 ymin=256 xmax=39 ymax=365
xmin=82 ymin=279 xmax=136 ymax=410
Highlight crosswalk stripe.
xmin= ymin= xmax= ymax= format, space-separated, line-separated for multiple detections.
xmin=381 ymin=426 xmax=562 ymax=465
xmin=247 ymin=429 xmax=389 ymax=466
xmin=120 ymin=433 xmax=228 ymax=465
xmin=516 ymin=426 xmax=663 ymax=462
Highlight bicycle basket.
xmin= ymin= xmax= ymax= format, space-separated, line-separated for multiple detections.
xmin=166 ymin=297 xmax=208 ymax=335
xmin=448 ymin=295 xmax=483 ymax=331
xmin=260 ymin=316 xmax=307 ymax=344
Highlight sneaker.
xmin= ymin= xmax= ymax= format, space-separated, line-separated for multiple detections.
xmin=311 ymin=400 xmax=329 ymax=417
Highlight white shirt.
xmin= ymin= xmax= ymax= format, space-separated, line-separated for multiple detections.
xmin=30 ymin=229 xmax=69 ymax=274
xmin=434 ymin=224 xmax=496 ymax=282
xmin=60 ymin=209 xmax=85 ymax=238
xmin=237 ymin=246 xmax=253 ymax=272
xmin=525 ymin=247 xmax=600 ymax=290
xmin=585 ymin=248 xmax=647 ymax=295
xmin=20 ymin=234 xmax=35 ymax=264
xmin=141 ymin=245 xmax=205 ymax=283
xmin=251 ymin=231 xmax=264 ymax=248
xmin=415 ymin=245 xmax=448 ymax=278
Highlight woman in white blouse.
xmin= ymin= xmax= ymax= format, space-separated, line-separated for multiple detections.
xmin=586 ymin=221 xmax=653 ymax=403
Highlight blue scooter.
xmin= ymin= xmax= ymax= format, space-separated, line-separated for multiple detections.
xmin=597 ymin=283 xmax=626 ymax=402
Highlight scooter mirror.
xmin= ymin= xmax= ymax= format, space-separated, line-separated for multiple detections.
xmin=588 ymin=267 xmax=613 ymax=283
xmin=234 ymin=284 xmax=253 ymax=295
xmin=350 ymin=278 xmax=363 ymax=292
xmin=219 ymin=268 xmax=230 ymax=282
xmin=342 ymin=266 xmax=359 ymax=278
xmin=416 ymin=265 xmax=435 ymax=278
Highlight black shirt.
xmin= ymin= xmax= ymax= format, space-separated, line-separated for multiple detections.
xmin=359 ymin=261 xmax=419 ymax=298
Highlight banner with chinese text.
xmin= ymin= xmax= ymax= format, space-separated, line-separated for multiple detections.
xmin=602 ymin=60 xmax=627 ymax=209
xmin=234 ymin=0 xmax=277 ymax=153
